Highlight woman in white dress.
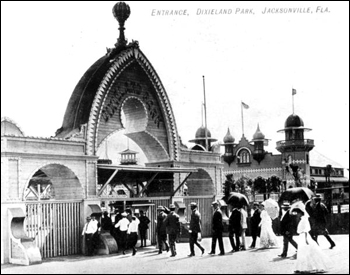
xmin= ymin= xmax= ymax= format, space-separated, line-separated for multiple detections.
xmin=292 ymin=202 xmax=330 ymax=274
xmin=258 ymin=203 xmax=279 ymax=248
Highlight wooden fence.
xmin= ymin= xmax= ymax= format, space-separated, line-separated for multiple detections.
xmin=183 ymin=196 xmax=215 ymax=237
xmin=25 ymin=201 xmax=82 ymax=258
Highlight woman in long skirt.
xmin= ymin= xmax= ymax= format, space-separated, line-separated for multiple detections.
xmin=291 ymin=202 xmax=330 ymax=274
xmin=258 ymin=203 xmax=279 ymax=248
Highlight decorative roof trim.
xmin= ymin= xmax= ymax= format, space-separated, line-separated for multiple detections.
xmin=1 ymin=134 xmax=86 ymax=143
xmin=86 ymin=45 xmax=179 ymax=160
xmin=224 ymin=167 xmax=283 ymax=175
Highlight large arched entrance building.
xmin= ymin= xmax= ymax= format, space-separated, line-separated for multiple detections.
xmin=1 ymin=2 xmax=223 ymax=264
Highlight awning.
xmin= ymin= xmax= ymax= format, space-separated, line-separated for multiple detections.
xmin=88 ymin=204 xmax=102 ymax=214
xmin=97 ymin=164 xmax=198 ymax=173
xmin=97 ymin=164 xmax=198 ymax=198
xmin=312 ymin=176 xmax=349 ymax=183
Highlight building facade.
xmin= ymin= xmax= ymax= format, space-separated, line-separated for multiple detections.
xmin=221 ymin=114 xmax=348 ymax=206
xmin=1 ymin=2 xmax=223 ymax=264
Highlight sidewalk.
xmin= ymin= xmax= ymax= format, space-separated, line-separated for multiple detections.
xmin=1 ymin=235 xmax=349 ymax=274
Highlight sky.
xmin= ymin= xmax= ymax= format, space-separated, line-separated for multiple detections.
xmin=1 ymin=1 xmax=349 ymax=170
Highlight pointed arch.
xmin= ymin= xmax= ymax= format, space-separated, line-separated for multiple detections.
xmin=86 ymin=45 xmax=179 ymax=162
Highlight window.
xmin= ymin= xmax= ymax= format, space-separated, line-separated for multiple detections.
xmin=238 ymin=149 xmax=251 ymax=164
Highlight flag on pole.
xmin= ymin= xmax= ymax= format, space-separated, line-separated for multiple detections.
xmin=241 ymin=102 xmax=249 ymax=109
xmin=292 ymin=88 xmax=297 ymax=95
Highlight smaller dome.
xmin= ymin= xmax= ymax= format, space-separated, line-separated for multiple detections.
xmin=253 ymin=124 xmax=265 ymax=140
xmin=1 ymin=117 xmax=24 ymax=137
xmin=284 ymin=114 xmax=304 ymax=128
xmin=223 ymin=128 xmax=235 ymax=143
xmin=195 ymin=126 xmax=212 ymax=139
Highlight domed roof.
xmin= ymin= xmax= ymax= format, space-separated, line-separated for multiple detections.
xmin=189 ymin=126 xmax=217 ymax=143
xmin=195 ymin=126 xmax=212 ymax=138
xmin=1 ymin=117 xmax=24 ymax=137
xmin=278 ymin=113 xmax=312 ymax=133
xmin=252 ymin=124 xmax=265 ymax=140
xmin=223 ymin=128 xmax=235 ymax=144
xmin=56 ymin=2 xmax=134 ymax=139
xmin=284 ymin=114 xmax=304 ymax=128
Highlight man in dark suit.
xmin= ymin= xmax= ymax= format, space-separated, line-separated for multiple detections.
xmin=209 ymin=201 xmax=225 ymax=255
xmin=306 ymin=195 xmax=335 ymax=249
xmin=156 ymin=206 xmax=169 ymax=254
xmin=164 ymin=204 xmax=180 ymax=257
xmin=228 ymin=204 xmax=241 ymax=252
xmin=278 ymin=202 xmax=298 ymax=258
xmin=249 ymin=202 xmax=261 ymax=249
xmin=188 ymin=202 xmax=205 ymax=257
xmin=138 ymin=210 xmax=150 ymax=247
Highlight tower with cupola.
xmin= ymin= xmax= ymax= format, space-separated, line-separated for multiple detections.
xmin=276 ymin=114 xmax=314 ymax=187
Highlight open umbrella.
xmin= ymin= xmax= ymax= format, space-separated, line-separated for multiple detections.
xmin=226 ymin=192 xmax=249 ymax=207
xmin=278 ymin=187 xmax=314 ymax=204
xmin=263 ymin=198 xmax=280 ymax=220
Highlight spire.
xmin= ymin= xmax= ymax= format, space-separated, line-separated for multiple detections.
xmin=112 ymin=2 xmax=131 ymax=48
xmin=223 ymin=128 xmax=235 ymax=144
xmin=253 ymin=123 xmax=265 ymax=141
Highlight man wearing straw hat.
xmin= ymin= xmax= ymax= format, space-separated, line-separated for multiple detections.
xmin=115 ymin=212 xmax=130 ymax=254
xmin=188 ymin=202 xmax=205 ymax=257
xmin=278 ymin=202 xmax=298 ymax=258
xmin=208 ymin=201 xmax=225 ymax=255
xmin=156 ymin=206 xmax=169 ymax=254
xmin=82 ymin=216 xmax=98 ymax=256
xmin=164 ymin=204 xmax=180 ymax=257
xmin=249 ymin=202 xmax=261 ymax=249
xmin=306 ymin=195 xmax=336 ymax=249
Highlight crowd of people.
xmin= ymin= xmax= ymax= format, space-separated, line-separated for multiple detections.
xmin=82 ymin=194 xmax=335 ymax=273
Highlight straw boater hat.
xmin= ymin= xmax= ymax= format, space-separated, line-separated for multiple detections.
xmin=190 ymin=202 xmax=197 ymax=207
xmin=281 ymin=202 xmax=291 ymax=208
xmin=169 ymin=204 xmax=176 ymax=210
xmin=157 ymin=206 xmax=165 ymax=211
xmin=121 ymin=212 xmax=127 ymax=217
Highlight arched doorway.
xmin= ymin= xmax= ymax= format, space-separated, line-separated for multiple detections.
xmin=186 ymin=168 xmax=215 ymax=196
xmin=24 ymin=164 xmax=82 ymax=258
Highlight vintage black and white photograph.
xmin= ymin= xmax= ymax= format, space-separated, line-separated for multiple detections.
xmin=1 ymin=1 xmax=349 ymax=274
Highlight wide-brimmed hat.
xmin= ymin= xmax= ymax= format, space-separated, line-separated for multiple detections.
xmin=190 ymin=202 xmax=197 ymax=207
xmin=157 ymin=206 xmax=165 ymax=211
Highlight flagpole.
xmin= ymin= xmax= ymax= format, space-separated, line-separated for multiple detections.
xmin=202 ymin=76 xmax=208 ymax=151
xmin=292 ymin=87 xmax=294 ymax=115
xmin=241 ymin=101 xmax=244 ymax=137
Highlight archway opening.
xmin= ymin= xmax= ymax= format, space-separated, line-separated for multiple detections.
xmin=25 ymin=164 xmax=82 ymax=200
xmin=186 ymin=169 xmax=214 ymax=196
